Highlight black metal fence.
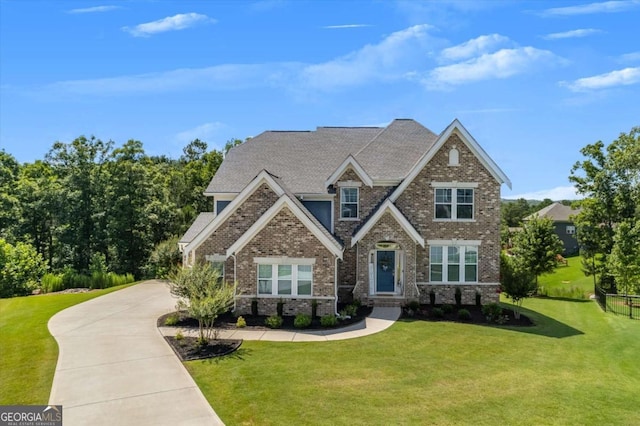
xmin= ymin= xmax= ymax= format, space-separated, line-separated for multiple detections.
xmin=595 ymin=286 xmax=640 ymax=319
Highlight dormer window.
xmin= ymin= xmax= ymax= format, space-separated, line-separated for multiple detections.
xmin=340 ymin=187 xmax=359 ymax=219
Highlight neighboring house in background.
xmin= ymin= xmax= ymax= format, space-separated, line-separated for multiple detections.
xmin=179 ymin=119 xmax=511 ymax=317
xmin=524 ymin=202 xmax=581 ymax=256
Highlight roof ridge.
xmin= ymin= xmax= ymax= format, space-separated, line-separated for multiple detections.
xmin=353 ymin=121 xmax=392 ymax=157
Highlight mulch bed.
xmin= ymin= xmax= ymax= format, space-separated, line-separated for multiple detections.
xmin=157 ymin=305 xmax=373 ymax=331
xmin=164 ymin=336 xmax=242 ymax=361
xmin=401 ymin=304 xmax=534 ymax=326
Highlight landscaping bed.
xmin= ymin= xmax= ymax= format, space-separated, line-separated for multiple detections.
xmin=164 ymin=336 xmax=242 ymax=361
xmin=401 ymin=303 xmax=534 ymax=326
xmin=158 ymin=304 xmax=373 ymax=331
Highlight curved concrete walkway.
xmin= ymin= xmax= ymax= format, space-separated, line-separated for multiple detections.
xmin=49 ymin=280 xmax=401 ymax=425
xmin=48 ymin=280 xmax=223 ymax=426
xmin=159 ymin=306 xmax=401 ymax=342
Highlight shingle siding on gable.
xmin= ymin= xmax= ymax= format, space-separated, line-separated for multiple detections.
xmin=234 ymin=207 xmax=336 ymax=317
xmin=394 ymin=133 xmax=501 ymax=284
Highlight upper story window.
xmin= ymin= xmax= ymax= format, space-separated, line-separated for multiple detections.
xmin=435 ymin=188 xmax=474 ymax=220
xmin=340 ymin=187 xmax=359 ymax=219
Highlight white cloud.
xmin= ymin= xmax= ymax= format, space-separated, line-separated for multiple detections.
xmin=540 ymin=0 xmax=639 ymax=16
xmin=301 ymin=24 xmax=436 ymax=91
xmin=619 ymin=51 xmax=640 ymax=63
xmin=175 ymin=122 xmax=225 ymax=143
xmin=543 ymin=28 xmax=603 ymax=40
xmin=42 ymin=63 xmax=299 ymax=96
xmin=323 ymin=24 xmax=372 ymax=29
xmin=440 ymin=34 xmax=511 ymax=61
xmin=505 ymin=186 xmax=581 ymax=201
xmin=123 ymin=13 xmax=214 ymax=37
xmin=563 ymin=67 xmax=640 ymax=91
xmin=428 ymin=47 xmax=561 ymax=87
xmin=67 ymin=5 xmax=121 ymax=14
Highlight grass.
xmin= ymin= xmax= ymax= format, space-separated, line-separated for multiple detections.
xmin=186 ymin=297 xmax=640 ymax=425
xmin=537 ymin=256 xmax=594 ymax=299
xmin=0 ymin=284 xmax=136 ymax=405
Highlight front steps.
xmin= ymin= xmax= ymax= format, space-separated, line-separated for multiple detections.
xmin=370 ymin=295 xmax=405 ymax=308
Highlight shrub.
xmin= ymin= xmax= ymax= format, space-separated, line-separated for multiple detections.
xmin=311 ymin=299 xmax=318 ymax=318
xmin=236 ymin=316 xmax=247 ymax=328
xmin=276 ymin=299 xmax=284 ymax=317
xmin=41 ymin=274 xmax=64 ymax=293
xmin=344 ymin=304 xmax=358 ymax=316
xmin=251 ymin=299 xmax=258 ymax=316
xmin=442 ymin=304 xmax=454 ymax=314
xmin=475 ymin=291 xmax=482 ymax=306
xmin=432 ymin=307 xmax=444 ymax=318
xmin=457 ymin=309 xmax=471 ymax=320
xmin=175 ymin=331 xmax=184 ymax=341
xmin=454 ymin=287 xmax=462 ymax=307
xmin=320 ymin=314 xmax=338 ymax=327
xmin=408 ymin=300 xmax=421 ymax=311
xmin=0 ymin=239 xmax=47 ymax=297
xmin=429 ymin=289 xmax=436 ymax=305
xmin=482 ymin=302 xmax=504 ymax=323
xmin=294 ymin=314 xmax=312 ymax=329
xmin=352 ymin=299 xmax=362 ymax=308
xmin=164 ymin=313 xmax=179 ymax=326
xmin=143 ymin=236 xmax=181 ymax=279
xmin=265 ymin=315 xmax=283 ymax=329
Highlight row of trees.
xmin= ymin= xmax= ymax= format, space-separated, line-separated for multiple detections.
xmin=1 ymin=136 xmax=242 ymax=296
xmin=570 ymin=126 xmax=640 ymax=295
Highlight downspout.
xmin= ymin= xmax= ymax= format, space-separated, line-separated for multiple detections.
xmin=231 ymin=253 xmax=237 ymax=312
xmin=335 ymin=254 xmax=339 ymax=315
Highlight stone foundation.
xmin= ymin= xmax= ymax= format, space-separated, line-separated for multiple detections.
xmin=416 ymin=284 xmax=500 ymax=305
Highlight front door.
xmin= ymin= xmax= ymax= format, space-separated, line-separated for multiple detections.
xmin=376 ymin=250 xmax=395 ymax=293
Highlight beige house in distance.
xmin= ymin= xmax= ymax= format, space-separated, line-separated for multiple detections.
xmin=180 ymin=119 xmax=511 ymax=317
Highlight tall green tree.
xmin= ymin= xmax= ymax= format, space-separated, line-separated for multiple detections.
xmin=570 ymin=126 xmax=640 ymax=292
xmin=500 ymin=252 xmax=536 ymax=319
xmin=608 ymin=221 xmax=640 ymax=295
xmin=512 ymin=217 xmax=563 ymax=287
xmin=0 ymin=151 xmax=20 ymax=241
xmin=45 ymin=136 xmax=112 ymax=272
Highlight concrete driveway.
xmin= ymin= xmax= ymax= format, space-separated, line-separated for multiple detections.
xmin=48 ymin=280 xmax=223 ymax=426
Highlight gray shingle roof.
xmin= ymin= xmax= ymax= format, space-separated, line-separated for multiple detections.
xmin=205 ymin=119 xmax=437 ymax=194
xmin=179 ymin=212 xmax=215 ymax=243
xmin=525 ymin=202 xmax=581 ymax=222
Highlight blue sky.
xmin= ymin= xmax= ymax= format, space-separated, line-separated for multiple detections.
xmin=1 ymin=0 xmax=639 ymax=200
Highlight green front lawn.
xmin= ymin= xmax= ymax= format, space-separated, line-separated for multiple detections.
xmin=538 ymin=256 xmax=594 ymax=299
xmin=187 ymin=297 xmax=639 ymax=425
xmin=0 ymin=284 xmax=135 ymax=405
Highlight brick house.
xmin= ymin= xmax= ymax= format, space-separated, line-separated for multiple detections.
xmin=179 ymin=119 xmax=511 ymax=316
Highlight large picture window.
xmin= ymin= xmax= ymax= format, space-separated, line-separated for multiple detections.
xmin=429 ymin=245 xmax=478 ymax=283
xmin=257 ymin=264 xmax=313 ymax=296
xmin=434 ymin=188 xmax=474 ymax=220
xmin=340 ymin=187 xmax=359 ymax=219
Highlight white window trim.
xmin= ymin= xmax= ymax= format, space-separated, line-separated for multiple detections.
xmin=253 ymin=257 xmax=316 ymax=265
xmin=429 ymin=245 xmax=479 ymax=284
xmin=337 ymin=180 xmax=363 ymax=187
xmin=257 ymin=263 xmax=313 ymax=297
xmin=340 ymin=187 xmax=360 ymax=220
xmin=433 ymin=187 xmax=475 ymax=221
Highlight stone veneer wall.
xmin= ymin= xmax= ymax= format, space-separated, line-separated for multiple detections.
xmin=333 ymin=168 xmax=392 ymax=290
xmin=354 ymin=211 xmax=418 ymax=303
xmin=417 ymin=284 xmax=499 ymax=305
xmin=234 ymin=207 xmax=337 ymax=317
xmin=394 ymin=132 xmax=502 ymax=285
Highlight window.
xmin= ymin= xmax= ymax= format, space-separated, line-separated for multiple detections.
xmin=257 ymin=264 xmax=313 ymax=296
xmin=210 ymin=261 xmax=225 ymax=284
xmin=566 ymin=225 xmax=576 ymax=235
xmin=429 ymin=245 xmax=478 ymax=283
xmin=434 ymin=188 xmax=474 ymax=220
xmin=340 ymin=187 xmax=359 ymax=219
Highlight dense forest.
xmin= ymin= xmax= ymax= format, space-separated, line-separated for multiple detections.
xmin=0 ymin=136 xmax=241 ymax=295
